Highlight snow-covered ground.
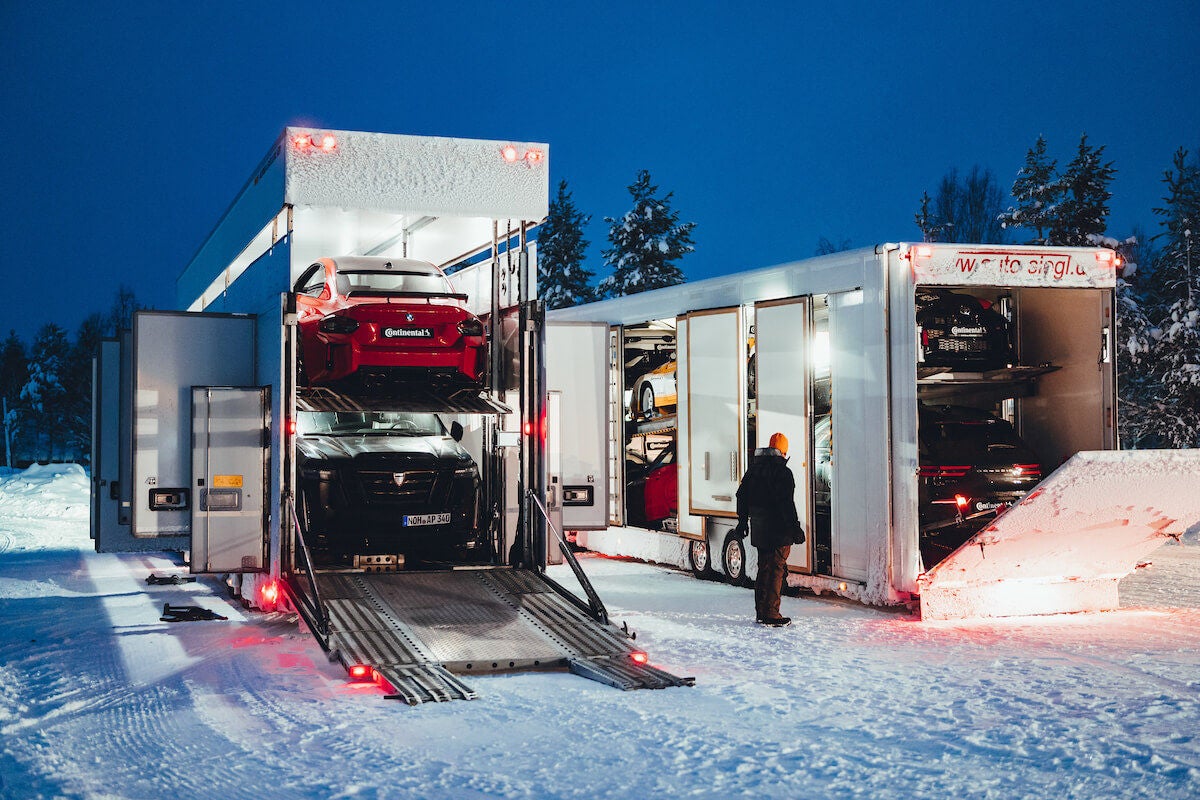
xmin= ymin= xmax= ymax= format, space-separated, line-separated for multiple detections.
xmin=2 ymin=465 xmax=1199 ymax=799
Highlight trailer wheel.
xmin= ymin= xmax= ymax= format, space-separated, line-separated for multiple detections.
xmin=639 ymin=384 xmax=655 ymax=419
xmin=688 ymin=538 xmax=716 ymax=580
xmin=722 ymin=533 xmax=751 ymax=587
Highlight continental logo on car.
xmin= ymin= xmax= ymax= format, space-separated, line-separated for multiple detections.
xmin=382 ymin=327 xmax=433 ymax=338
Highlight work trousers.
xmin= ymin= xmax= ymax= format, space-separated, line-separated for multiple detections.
xmin=754 ymin=544 xmax=790 ymax=620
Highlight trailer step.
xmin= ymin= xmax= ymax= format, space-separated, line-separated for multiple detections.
xmin=376 ymin=663 xmax=478 ymax=705
xmin=568 ymin=656 xmax=695 ymax=691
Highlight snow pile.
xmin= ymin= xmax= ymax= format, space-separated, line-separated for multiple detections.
xmin=921 ymin=449 xmax=1200 ymax=620
xmin=0 ymin=463 xmax=90 ymax=521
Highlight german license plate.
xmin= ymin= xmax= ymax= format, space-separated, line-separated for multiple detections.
xmin=383 ymin=327 xmax=433 ymax=338
xmin=403 ymin=512 xmax=451 ymax=526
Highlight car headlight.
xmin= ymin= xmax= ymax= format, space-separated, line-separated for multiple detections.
xmin=318 ymin=315 xmax=359 ymax=334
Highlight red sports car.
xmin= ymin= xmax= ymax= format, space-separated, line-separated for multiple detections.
xmin=293 ymin=256 xmax=487 ymax=386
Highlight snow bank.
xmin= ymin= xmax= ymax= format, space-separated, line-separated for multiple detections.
xmin=921 ymin=449 xmax=1200 ymax=620
xmin=574 ymin=526 xmax=687 ymax=569
xmin=0 ymin=464 xmax=90 ymax=521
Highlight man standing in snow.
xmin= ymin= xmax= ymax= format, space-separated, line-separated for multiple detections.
xmin=734 ymin=432 xmax=804 ymax=627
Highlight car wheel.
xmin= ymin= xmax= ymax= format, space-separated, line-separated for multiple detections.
xmin=640 ymin=384 xmax=656 ymax=419
xmin=722 ymin=532 xmax=752 ymax=587
xmin=688 ymin=538 xmax=716 ymax=580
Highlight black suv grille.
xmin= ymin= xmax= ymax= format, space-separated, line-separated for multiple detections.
xmin=357 ymin=469 xmax=437 ymax=503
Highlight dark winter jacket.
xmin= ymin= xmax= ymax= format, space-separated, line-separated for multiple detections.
xmin=736 ymin=447 xmax=804 ymax=549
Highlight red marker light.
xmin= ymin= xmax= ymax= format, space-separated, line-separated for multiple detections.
xmin=319 ymin=133 xmax=338 ymax=152
xmin=348 ymin=664 xmax=371 ymax=680
xmin=523 ymin=421 xmax=533 ymax=436
xmin=524 ymin=147 xmax=545 ymax=165
xmin=954 ymin=494 xmax=970 ymax=510
xmin=259 ymin=579 xmax=280 ymax=609
xmin=630 ymin=651 xmax=649 ymax=664
xmin=1096 ymin=250 xmax=1114 ymax=263
xmin=501 ymin=145 xmax=520 ymax=163
xmin=915 ymin=245 xmax=934 ymax=258
xmin=287 ymin=418 xmax=297 ymax=436
xmin=292 ymin=133 xmax=312 ymax=151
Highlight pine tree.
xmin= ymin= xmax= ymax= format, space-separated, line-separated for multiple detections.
xmin=538 ymin=180 xmax=595 ymax=310
xmin=999 ymin=136 xmax=1061 ymax=245
xmin=65 ymin=313 xmax=106 ymax=460
xmin=1128 ymin=149 xmax=1200 ymax=448
xmin=1048 ymin=134 xmax=1115 ymax=246
xmin=914 ymin=190 xmax=942 ymax=242
xmin=19 ymin=323 xmax=71 ymax=461
xmin=599 ymin=170 xmax=695 ymax=298
xmin=0 ymin=331 xmax=29 ymax=466
xmin=1147 ymin=148 xmax=1200 ymax=306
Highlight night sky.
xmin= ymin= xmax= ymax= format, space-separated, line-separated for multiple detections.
xmin=2 ymin=0 xmax=1197 ymax=342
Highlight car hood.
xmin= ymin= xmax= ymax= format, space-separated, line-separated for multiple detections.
xmin=298 ymin=433 xmax=472 ymax=465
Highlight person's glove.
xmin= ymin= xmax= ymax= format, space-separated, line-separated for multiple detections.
xmin=732 ymin=521 xmax=747 ymax=539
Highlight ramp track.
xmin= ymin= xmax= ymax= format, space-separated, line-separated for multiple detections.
xmin=313 ymin=568 xmax=692 ymax=704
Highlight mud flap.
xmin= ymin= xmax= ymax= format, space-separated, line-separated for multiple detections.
xmin=919 ymin=450 xmax=1200 ymax=621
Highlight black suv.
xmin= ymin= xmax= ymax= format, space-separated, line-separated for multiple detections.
xmin=916 ymin=289 xmax=1012 ymax=371
xmin=918 ymin=404 xmax=1042 ymax=564
xmin=296 ymin=411 xmax=485 ymax=565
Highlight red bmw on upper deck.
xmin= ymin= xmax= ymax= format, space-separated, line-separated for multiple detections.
xmin=293 ymin=256 xmax=487 ymax=386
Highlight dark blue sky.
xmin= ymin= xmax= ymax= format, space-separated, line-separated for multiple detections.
xmin=2 ymin=1 xmax=1197 ymax=341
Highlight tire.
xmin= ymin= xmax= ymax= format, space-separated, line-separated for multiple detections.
xmin=640 ymin=384 xmax=656 ymax=419
xmin=688 ymin=538 xmax=715 ymax=580
xmin=722 ymin=533 xmax=752 ymax=587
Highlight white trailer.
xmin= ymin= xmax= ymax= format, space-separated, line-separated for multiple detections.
xmin=548 ymin=243 xmax=1200 ymax=620
xmin=91 ymin=129 xmax=691 ymax=700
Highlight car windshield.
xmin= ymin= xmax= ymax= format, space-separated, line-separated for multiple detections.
xmin=297 ymin=411 xmax=448 ymax=437
xmin=338 ymin=269 xmax=455 ymax=296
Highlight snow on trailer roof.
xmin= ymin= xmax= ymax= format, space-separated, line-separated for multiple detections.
xmin=283 ymin=128 xmax=549 ymax=220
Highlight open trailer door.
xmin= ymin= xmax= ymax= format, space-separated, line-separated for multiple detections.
xmin=545 ymin=321 xmax=609 ymax=530
xmin=683 ymin=307 xmax=744 ymax=517
xmin=919 ymin=449 xmax=1200 ymax=620
xmin=755 ymin=297 xmax=812 ymax=573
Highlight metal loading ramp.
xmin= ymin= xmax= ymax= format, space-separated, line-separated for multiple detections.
xmin=316 ymin=568 xmax=692 ymax=704
xmin=918 ymin=449 xmax=1200 ymax=621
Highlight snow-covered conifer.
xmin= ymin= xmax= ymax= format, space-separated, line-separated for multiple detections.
xmin=999 ymin=136 xmax=1061 ymax=245
xmin=1049 ymin=134 xmax=1115 ymax=246
xmin=18 ymin=323 xmax=70 ymax=460
xmin=538 ymin=180 xmax=595 ymax=310
xmin=599 ymin=170 xmax=695 ymax=298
